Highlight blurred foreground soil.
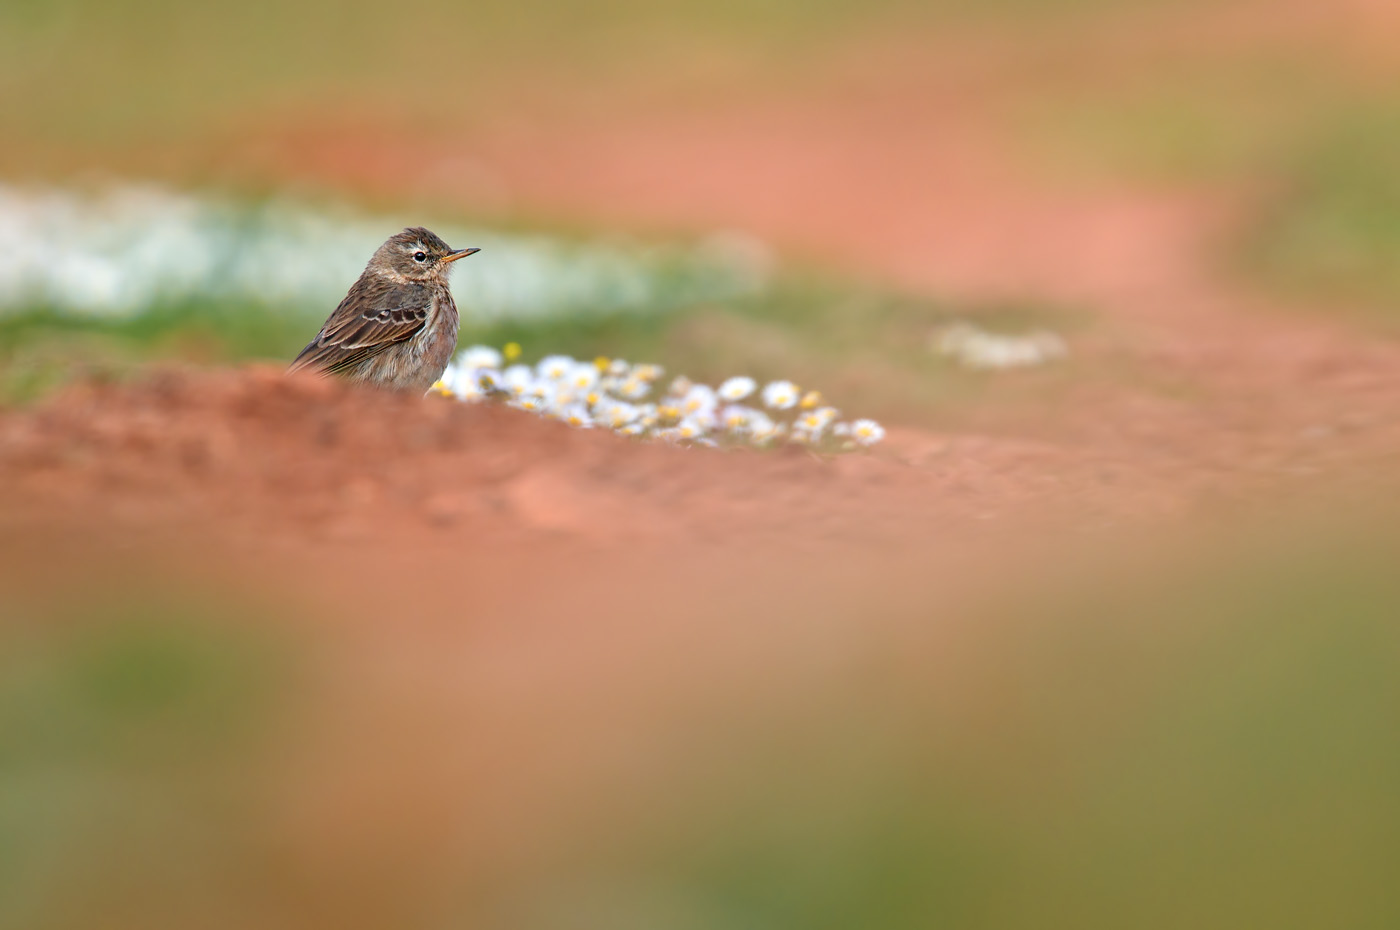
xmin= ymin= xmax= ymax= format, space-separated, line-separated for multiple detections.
xmin=2 ymin=366 xmax=1398 ymax=930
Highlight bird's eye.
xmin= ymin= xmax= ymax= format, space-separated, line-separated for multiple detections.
xmin=413 ymin=251 xmax=427 ymax=263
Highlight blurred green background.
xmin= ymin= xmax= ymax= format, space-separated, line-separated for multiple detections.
xmin=3 ymin=0 xmax=1399 ymax=926
xmin=3 ymin=0 xmax=1398 ymax=406
xmin=3 ymin=518 xmax=1398 ymax=929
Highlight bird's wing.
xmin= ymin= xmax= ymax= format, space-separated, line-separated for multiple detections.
xmin=289 ymin=278 xmax=432 ymax=376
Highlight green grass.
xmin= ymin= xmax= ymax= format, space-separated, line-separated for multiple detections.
xmin=1017 ymin=60 xmax=1400 ymax=327
xmin=1240 ymin=107 xmax=1400 ymax=324
xmin=0 ymin=0 xmax=1182 ymax=161
xmin=1018 ymin=66 xmax=1346 ymax=184
xmin=0 ymin=273 xmax=1085 ymax=423
xmin=0 ymin=597 xmax=288 ymax=930
xmin=0 ymin=302 xmax=314 ymax=404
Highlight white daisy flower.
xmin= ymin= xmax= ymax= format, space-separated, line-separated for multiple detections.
xmin=746 ymin=410 xmax=778 ymax=442
xmin=596 ymin=399 xmax=642 ymax=429
xmin=617 ymin=422 xmax=648 ymax=437
xmin=616 ymin=375 xmax=651 ymax=401
xmin=718 ymin=376 xmax=756 ymax=401
xmin=690 ymin=405 xmax=719 ymax=431
xmin=793 ymin=407 xmax=838 ymax=443
xmin=536 ymin=354 xmax=575 ymax=381
xmin=675 ymin=417 xmax=708 ymax=440
xmin=501 ymin=364 xmax=535 ymax=396
xmin=721 ymin=404 xmax=755 ymax=434
xmin=667 ymin=375 xmax=694 ymax=397
xmin=559 ymin=404 xmax=594 ymax=429
xmin=477 ymin=367 xmax=503 ymax=389
xmin=567 ymin=362 xmax=599 ymax=391
xmin=797 ymin=406 xmax=840 ymax=431
xmin=511 ymin=395 xmax=547 ymax=413
xmin=458 ymin=345 xmax=504 ymax=369
xmin=443 ymin=365 xmax=488 ymax=401
xmin=436 ymin=362 xmax=463 ymax=391
xmin=680 ymin=384 xmax=718 ymax=417
xmin=608 ymin=358 xmax=630 ymax=377
xmin=632 ymin=363 xmax=664 ymax=382
xmin=851 ymin=419 xmax=886 ymax=446
xmin=761 ymin=380 xmax=799 ymax=410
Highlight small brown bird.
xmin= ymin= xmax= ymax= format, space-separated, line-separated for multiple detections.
xmin=289 ymin=227 xmax=479 ymax=392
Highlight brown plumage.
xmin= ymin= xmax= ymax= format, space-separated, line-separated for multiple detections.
xmin=289 ymin=227 xmax=479 ymax=393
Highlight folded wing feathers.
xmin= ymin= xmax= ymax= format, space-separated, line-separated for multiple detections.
xmin=289 ymin=279 xmax=432 ymax=375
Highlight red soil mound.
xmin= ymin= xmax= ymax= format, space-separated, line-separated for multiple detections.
xmin=0 ymin=367 xmax=1195 ymax=554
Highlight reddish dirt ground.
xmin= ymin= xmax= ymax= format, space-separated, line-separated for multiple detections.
xmin=4 ymin=0 xmax=1399 ymax=633
xmin=0 ymin=366 xmax=1219 ymax=559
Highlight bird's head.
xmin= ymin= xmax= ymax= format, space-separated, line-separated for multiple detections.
xmin=368 ymin=227 xmax=479 ymax=282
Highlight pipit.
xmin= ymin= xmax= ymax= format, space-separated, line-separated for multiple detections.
xmin=289 ymin=227 xmax=479 ymax=392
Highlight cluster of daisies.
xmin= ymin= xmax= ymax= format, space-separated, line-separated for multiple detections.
xmin=932 ymin=323 xmax=1068 ymax=371
xmin=0 ymin=183 xmax=758 ymax=321
xmin=435 ymin=344 xmax=886 ymax=451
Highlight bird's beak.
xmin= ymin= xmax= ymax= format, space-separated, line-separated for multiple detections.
xmin=443 ymin=247 xmax=481 ymax=263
